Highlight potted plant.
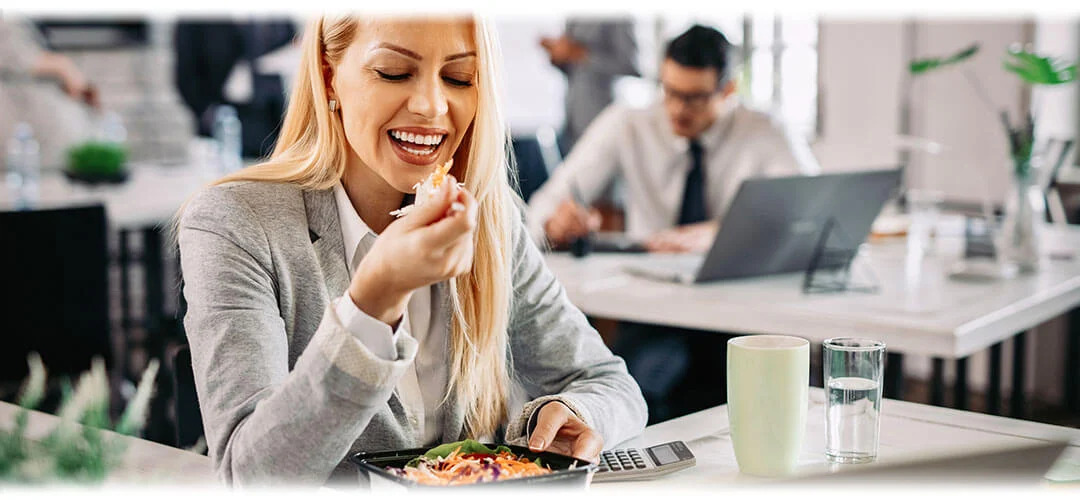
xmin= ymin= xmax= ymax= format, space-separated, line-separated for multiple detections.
xmin=0 ymin=354 xmax=158 ymax=483
xmin=63 ymin=111 xmax=131 ymax=185
xmin=909 ymin=43 xmax=1077 ymax=272
xmin=64 ymin=141 xmax=129 ymax=185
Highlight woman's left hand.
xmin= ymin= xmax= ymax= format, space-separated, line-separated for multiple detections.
xmin=528 ymin=401 xmax=603 ymax=463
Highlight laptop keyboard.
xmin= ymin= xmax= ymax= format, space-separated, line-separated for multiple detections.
xmin=622 ymin=255 xmax=705 ymax=283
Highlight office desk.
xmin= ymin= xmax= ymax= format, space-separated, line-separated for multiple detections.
xmin=546 ymin=225 xmax=1080 ymax=413
xmin=0 ymin=164 xmax=214 ymax=230
xmin=5 ymin=390 xmax=1075 ymax=488
xmin=602 ymin=387 xmax=1080 ymax=489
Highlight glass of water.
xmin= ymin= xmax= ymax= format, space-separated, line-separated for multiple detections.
xmin=823 ymin=338 xmax=885 ymax=464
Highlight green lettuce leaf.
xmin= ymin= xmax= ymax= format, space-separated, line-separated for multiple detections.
xmin=406 ymin=439 xmax=513 ymax=468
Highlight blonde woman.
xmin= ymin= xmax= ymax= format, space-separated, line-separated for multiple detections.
xmin=177 ymin=15 xmax=647 ymax=485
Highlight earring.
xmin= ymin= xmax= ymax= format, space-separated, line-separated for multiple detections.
xmin=329 ymin=99 xmax=338 ymax=112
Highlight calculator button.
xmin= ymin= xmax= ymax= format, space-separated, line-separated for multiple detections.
xmin=609 ymin=463 xmax=623 ymax=471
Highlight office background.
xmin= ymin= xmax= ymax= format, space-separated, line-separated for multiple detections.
xmin=2 ymin=12 xmax=1078 ymax=446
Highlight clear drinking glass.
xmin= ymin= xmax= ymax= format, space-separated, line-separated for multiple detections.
xmin=906 ymin=189 xmax=944 ymax=258
xmin=823 ymin=338 xmax=885 ymax=464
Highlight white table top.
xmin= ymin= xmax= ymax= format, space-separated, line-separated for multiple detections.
xmin=545 ymin=224 xmax=1080 ymax=358
xmin=601 ymin=387 xmax=1080 ymax=490
xmin=5 ymin=390 xmax=1076 ymax=488
xmin=1 ymin=163 xmax=217 ymax=230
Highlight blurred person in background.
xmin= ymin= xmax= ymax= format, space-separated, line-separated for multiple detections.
xmin=540 ymin=18 xmax=639 ymax=156
xmin=529 ymin=24 xmax=819 ymax=255
xmin=528 ymin=25 xmax=820 ymax=423
xmin=174 ymin=18 xmax=297 ymax=159
xmin=177 ymin=15 xmax=645 ymax=485
xmin=0 ymin=15 xmax=98 ymax=170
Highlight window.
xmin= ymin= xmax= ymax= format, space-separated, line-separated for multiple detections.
xmin=656 ymin=15 xmax=820 ymax=141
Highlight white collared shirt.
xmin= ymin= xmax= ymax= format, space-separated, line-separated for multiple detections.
xmin=527 ymin=100 xmax=821 ymax=243
xmin=332 ymin=182 xmax=447 ymax=446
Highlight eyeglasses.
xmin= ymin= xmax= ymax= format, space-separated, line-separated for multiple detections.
xmin=661 ymin=85 xmax=720 ymax=108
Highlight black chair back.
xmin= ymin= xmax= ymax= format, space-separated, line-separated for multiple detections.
xmin=171 ymin=343 xmax=205 ymax=450
xmin=0 ymin=204 xmax=111 ymax=383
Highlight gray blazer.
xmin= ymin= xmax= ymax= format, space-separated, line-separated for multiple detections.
xmin=178 ymin=180 xmax=648 ymax=486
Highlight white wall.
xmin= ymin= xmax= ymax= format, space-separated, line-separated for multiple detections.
xmin=495 ymin=17 xmax=568 ymax=136
xmin=812 ymin=20 xmax=905 ymax=171
xmin=908 ymin=20 xmax=1030 ymax=206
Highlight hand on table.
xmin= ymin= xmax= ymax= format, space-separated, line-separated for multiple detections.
xmin=544 ymin=198 xmax=601 ymax=247
xmin=644 ymin=221 xmax=718 ymax=254
xmin=528 ymin=401 xmax=603 ymax=463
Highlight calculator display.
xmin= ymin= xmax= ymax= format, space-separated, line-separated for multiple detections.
xmin=648 ymin=444 xmax=679 ymax=465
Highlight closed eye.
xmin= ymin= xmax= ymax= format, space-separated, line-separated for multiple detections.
xmin=375 ymin=70 xmax=410 ymax=82
xmin=443 ymin=76 xmax=473 ymax=87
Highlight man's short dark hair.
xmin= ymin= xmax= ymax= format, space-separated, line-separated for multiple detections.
xmin=664 ymin=25 xmax=733 ymax=86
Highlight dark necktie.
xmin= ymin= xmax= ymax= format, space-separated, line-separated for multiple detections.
xmin=678 ymin=140 xmax=707 ymax=225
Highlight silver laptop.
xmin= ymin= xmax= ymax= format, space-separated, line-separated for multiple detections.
xmin=623 ymin=169 xmax=902 ymax=284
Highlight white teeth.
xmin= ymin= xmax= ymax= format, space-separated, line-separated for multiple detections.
xmin=391 ymin=130 xmax=446 ymax=147
xmin=401 ymin=144 xmax=434 ymax=155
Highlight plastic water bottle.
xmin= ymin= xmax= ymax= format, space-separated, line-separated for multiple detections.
xmin=5 ymin=122 xmax=41 ymax=207
xmin=213 ymin=105 xmax=243 ymax=174
xmin=99 ymin=110 xmax=128 ymax=144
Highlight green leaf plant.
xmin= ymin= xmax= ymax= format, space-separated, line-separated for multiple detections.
xmin=910 ymin=43 xmax=1077 ymax=178
xmin=1 ymin=354 xmax=159 ymax=483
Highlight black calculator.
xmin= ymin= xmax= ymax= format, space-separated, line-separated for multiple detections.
xmin=593 ymin=441 xmax=696 ymax=482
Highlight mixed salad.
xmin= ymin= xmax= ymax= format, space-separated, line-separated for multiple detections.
xmin=388 ymin=440 xmax=555 ymax=486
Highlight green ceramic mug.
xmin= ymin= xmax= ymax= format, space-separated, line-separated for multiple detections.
xmin=726 ymin=335 xmax=810 ymax=477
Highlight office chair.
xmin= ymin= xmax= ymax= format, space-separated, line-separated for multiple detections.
xmin=0 ymin=204 xmax=112 ymax=410
xmin=510 ymin=126 xmax=562 ymax=203
xmin=1042 ymin=138 xmax=1076 ymax=225
xmin=170 ymin=343 xmax=205 ymax=451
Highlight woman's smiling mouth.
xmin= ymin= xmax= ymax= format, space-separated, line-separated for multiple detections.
xmin=388 ymin=128 xmax=448 ymax=165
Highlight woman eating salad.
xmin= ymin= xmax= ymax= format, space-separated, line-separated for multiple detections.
xmin=176 ymin=14 xmax=647 ymax=486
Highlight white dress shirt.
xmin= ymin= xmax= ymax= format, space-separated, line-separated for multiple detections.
xmin=331 ymin=182 xmax=447 ymax=446
xmin=527 ymin=99 xmax=821 ymax=243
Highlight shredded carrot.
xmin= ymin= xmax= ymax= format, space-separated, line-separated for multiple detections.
xmin=393 ymin=448 xmax=552 ymax=486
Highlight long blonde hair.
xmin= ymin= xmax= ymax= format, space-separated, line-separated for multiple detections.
xmin=207 ymin=15 xmax=515 ymax=438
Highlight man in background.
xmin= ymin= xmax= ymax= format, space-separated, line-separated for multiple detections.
xmin=528 ymin=25 xmax=820 ymax=422
xmin=174 ymin=19 xmax=296 ymax=159
xmin=541 ymin=18 xmax=639 ymax=156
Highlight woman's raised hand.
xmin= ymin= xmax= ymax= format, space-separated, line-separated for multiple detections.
xmin=347 ymin=175 xmax=478 ymax=327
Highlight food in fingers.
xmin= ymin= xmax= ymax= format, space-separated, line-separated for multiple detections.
xmin=389 ymin=159 xmax=458 ymax=218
